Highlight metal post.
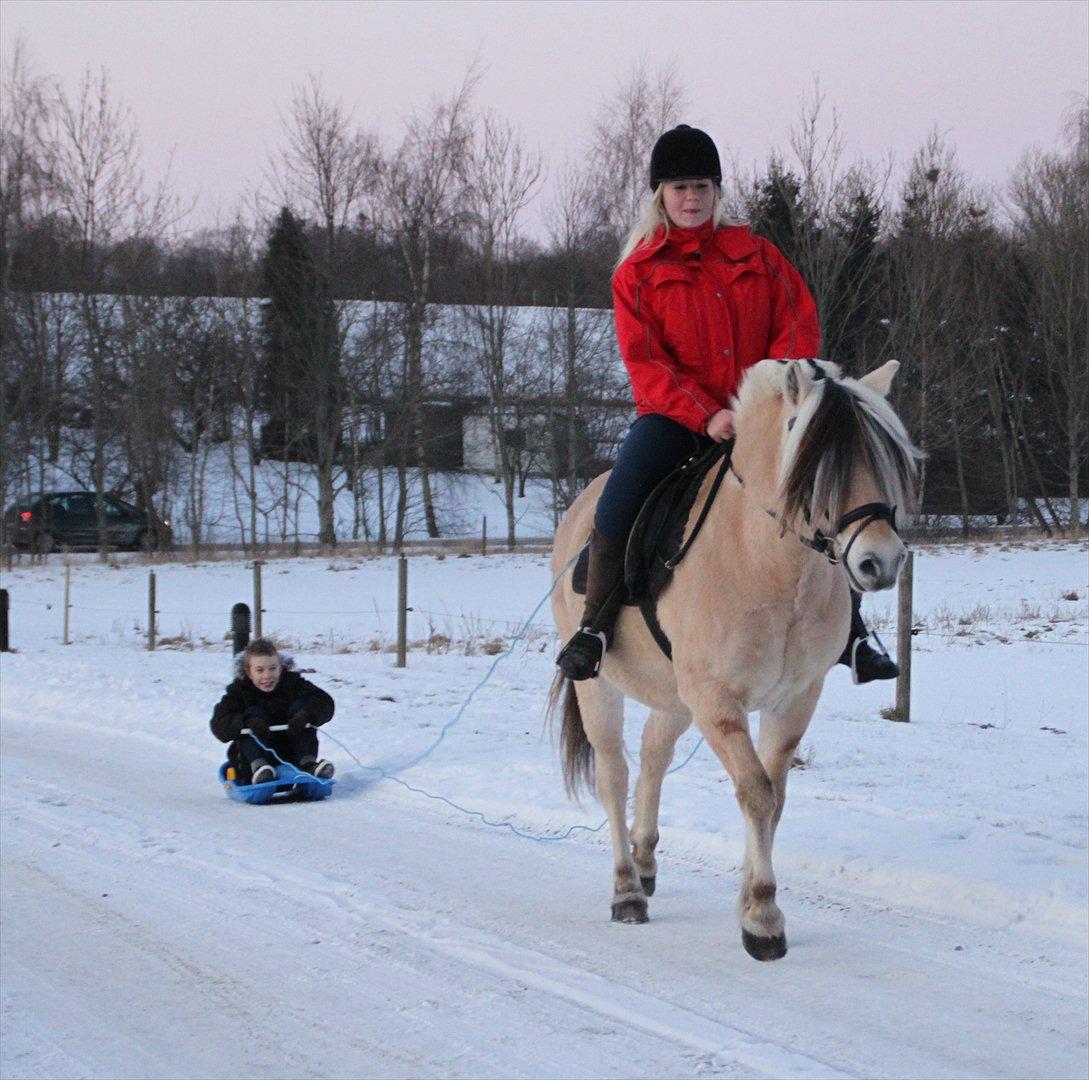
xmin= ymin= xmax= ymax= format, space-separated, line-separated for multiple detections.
xmin=894 ymin=550 xmax=914 ymax=723
xmin=482 ymin=515 xmax=487 ymax=557
xmin=147 ymin=570 xmax=156 ymax=651
xmin=231 ymin=602 xmax=251 ymax=656
xmin=0 ymin=589 xmax=9 ymax=652
xmin=252 ymin=560 xmax=263 ymax=639
xmin=396 ymin=553 xmax=408 ymax=668
xmin=63 ymin=564 xmax=71 ymax=645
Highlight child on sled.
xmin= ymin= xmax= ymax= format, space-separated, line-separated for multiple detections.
xmin=210 ymin=638 xmax=336 ymax=784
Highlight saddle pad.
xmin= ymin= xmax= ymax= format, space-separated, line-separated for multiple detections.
xmin=625 ymin=440 xmax=731 ymax=601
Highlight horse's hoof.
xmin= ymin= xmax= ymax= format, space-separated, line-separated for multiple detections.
xmin=611 ymin=895 xmax=649 ymax=923
xmin=640 ymin=875 xmax=656 ymax=897
xmin=742 ymin=929 xmax=787 ymax=961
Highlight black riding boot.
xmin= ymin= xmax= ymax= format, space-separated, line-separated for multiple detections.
xmin=557 ymin=529 xmax=627 ymax=681
xmin=839 ymin=590 xmax=899 ymax=684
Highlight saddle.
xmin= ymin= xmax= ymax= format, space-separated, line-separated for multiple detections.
xmin=571 ymin=440 xmax=733 ymax=658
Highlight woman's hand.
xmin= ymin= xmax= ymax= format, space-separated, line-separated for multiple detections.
xmin=705 ymin=409 xmax=736 ymax=443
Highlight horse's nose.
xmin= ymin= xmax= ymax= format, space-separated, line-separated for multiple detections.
xmin=854 ymin=547 xmax=904 ymax=591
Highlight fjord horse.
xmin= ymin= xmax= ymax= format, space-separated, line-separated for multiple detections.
xmin=550 ymin=358 xmax=921 ymax=960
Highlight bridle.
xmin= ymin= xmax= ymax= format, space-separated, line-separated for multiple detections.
xmin=727 ymin=461 xmax=900 ymax=593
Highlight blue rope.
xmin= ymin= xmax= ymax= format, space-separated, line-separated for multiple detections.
xmin=319 ymin=726 xmax=705 ymax=844
xmin=389 ymin=551 xmax=577 ymax=775
xmin=243 ymin=731 xmax=322 ymax=783
xmin=247 ymin=548 xmax=708 ymax=843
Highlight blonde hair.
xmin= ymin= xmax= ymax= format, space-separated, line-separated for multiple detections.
xmin=617 ymin=183 xmax=742 ymax=267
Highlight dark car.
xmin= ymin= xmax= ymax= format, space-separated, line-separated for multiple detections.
xmin=2 ymin=491 xmax=172 ymax=553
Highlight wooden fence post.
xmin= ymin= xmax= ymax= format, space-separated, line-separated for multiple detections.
xmin=63 ymin=564 xmax=71 ymax=645
xmin=396 ymin=553 xmax=408 ymax=668
xmin=482 ymin=516 xmax=488 ymax=557
xmin=253 ymin=560 xmax=263 ymax=639
xmin=0 ymin=588 xmax=9 ymax=651
xmin=893 ymin=550 xmax=914 ymax=722
xmin=147 ymin=570 xmax=157 ymax=651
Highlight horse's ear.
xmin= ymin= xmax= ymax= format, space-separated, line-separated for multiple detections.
xmin=782 ymin=359 xmax=820 ymax=405
xmin=859 ymin=360 xmax=900 ymax=398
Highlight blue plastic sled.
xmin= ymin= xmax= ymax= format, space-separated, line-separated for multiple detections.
xmin=218 ymin=762 xmax=334 ymax=805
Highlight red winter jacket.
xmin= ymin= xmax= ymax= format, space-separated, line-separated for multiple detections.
xmin=612 ymin=221 xmax=821 ymax=433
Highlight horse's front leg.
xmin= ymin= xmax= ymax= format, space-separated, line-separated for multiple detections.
xmin=692 ymin=696 xmax=786 ymax=961
xmin=758 ymin=679 xmax=823 ymax=843
xmin=575 ymin=680 xmax=647 ymax=923
xmin=630 ymin=709 xmax=691 ymax=896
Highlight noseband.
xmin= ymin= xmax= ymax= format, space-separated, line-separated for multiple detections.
xmin=800 ymin=502 xmax=900 ymax=591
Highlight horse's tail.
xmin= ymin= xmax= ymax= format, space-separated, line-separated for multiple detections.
xmin=547 ymin=669 xmax=594 ymax=800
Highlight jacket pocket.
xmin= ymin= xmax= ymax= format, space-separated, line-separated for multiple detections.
xmin=650 ymin=265 xmax=702 ymax=364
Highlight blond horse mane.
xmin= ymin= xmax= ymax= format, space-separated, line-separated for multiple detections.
xmin=733 ymin=358 xmax=922 ymax=530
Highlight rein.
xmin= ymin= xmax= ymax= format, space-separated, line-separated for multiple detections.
xmin=662 ymin=443 xmax=733 ymax=570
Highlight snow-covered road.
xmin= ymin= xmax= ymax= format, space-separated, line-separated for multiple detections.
xmin=2 ymin=543 xmax=1087 ymax=1078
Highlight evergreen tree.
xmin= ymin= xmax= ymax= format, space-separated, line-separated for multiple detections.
xmin=747 ymin=160 xmax=807 ymax=263
xmin=827 ymin=181 xmax=882 ymax=372
xmin=259 ymin=206 xmax=338 ymax=462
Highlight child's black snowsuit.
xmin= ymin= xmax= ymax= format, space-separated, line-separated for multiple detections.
xmin=210 ymin=656 xmax=335 ymax=782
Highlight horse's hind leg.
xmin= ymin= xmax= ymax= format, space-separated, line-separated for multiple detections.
xmin=631 ymin=709 xmax=691 ymax=896
xmin=576 ymin=679 xmax=647 ymax=923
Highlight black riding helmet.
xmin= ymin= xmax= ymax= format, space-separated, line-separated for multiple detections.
xmin=648 ymin=125 xmax=722 ymax=190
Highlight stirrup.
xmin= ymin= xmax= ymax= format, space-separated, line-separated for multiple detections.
xmin=557 ymin=627 xmax=609 ymax=681
xmin=848 ymin=630 xmax=898 ymax=685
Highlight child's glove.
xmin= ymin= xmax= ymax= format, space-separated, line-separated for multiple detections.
xmin=287 ymin=709 xmax=311 ymax=734
xmin=243 ymin=708 xmax=271 ymax=740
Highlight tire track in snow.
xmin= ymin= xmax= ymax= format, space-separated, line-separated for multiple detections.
xmin=5 ymin=786 xmax=844 ymax=1080
xmin=5 ymin=700 xmax=1087 ymax=1078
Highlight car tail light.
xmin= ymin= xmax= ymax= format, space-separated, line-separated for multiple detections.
xmin=19 ymin=511 xmax=32 ymax=522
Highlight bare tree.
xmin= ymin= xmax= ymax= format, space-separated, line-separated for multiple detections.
xmin=590 ymin=61 xmax=687 ymax=241
xmin=1009 ymin=100 xmax=1089 ymax=532
xmin=0 ymin=37 xmax=50 ymax=289
xmin=543 ymin=162 xmax=617 ymax=509
xmin=43 ymin=67 xmax=176 ymax=556
xmin=459 ymin=113 xmax=542 ymax=547
xmin=381 ymin=71 xmax=477 ymax=543
xmin=268 ymin=77 xmax=380 ymax=548
xmin=883 ymin=132 xmax=976 ymax=516
xmin=340 ymin=299 xmax=398 ymax=545
xmin=0 ymin=39 xmax=55 ymax=525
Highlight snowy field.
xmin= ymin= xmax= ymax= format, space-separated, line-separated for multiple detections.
xmin=1 ymin=541 xmax=1087 ymax=1079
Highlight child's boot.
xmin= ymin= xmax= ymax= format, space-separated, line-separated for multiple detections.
xmin=301 ymin=757 xmax=335 ymax=779
xmin=251 ymin=760 xmax=276 ymax=784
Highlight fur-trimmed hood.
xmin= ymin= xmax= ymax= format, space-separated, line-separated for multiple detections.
xmin=232 ymin=650 xmax=295 ymax=680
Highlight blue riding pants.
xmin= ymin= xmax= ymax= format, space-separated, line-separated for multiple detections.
xmin=594 ymin=414 xmax=712 ymax=542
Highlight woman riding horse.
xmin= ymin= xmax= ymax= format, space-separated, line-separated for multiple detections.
xmin=556 ymin=124 xmax=896 ymax=684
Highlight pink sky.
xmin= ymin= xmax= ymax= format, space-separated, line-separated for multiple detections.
xmin=3 ymin=0 xmax=1087 ymax=236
